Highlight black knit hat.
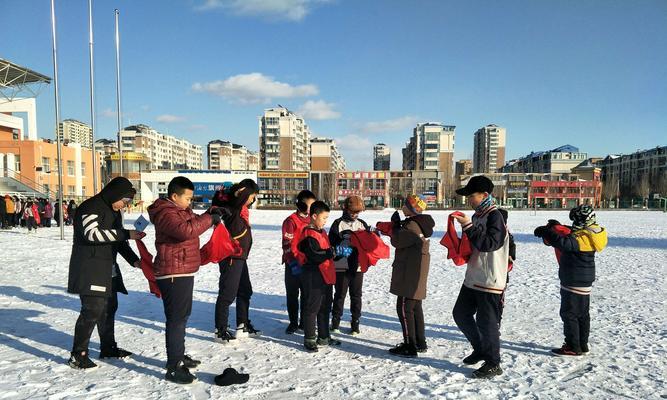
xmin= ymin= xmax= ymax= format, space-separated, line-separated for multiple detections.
xmin=455 ymin=175 xmax=494 ymax=196
xmin=569 ymin=205 xmax=596 ymax=228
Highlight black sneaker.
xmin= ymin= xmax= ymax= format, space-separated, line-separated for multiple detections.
xmin=551 ymin=343 xmax=582 ymax=357
xmin=215 ymin=328 xmax=236 ymax=343
xmin=166 ymin=361 xmax=196 ymax=384
xmin=581 ymin=343 xmax=590 ymax=355
xmin=416 ymin=343 xmax=428 ymax=353
xmin=330 ymin=317 xmax=341 ymax=333
xmin=236 ymin=321 xmax=261 ymax=338
xmin=214 ymin=367 xmax=249 ymax=386
xmin=463 ymin=351 xmax=485 ymax=365
xmin=317 ymin=337 xmax=342 ymax=346
xmin=349 ymin=320 xmax=360 ymax=336
xmin=99 ymin=345 xmax=133 ymax=359
xmin=304 ymin=337 xmax=319 ymax=352
xmin=471 ymin=362 xmax=503 ymax=379
xmin=388 ymin=343 xmax=417 ymax=358
xmin=285 ymin=323 xmax=299 ymax=335
xmin=68 ymin=351 xmax=97 ymax=369
xmin=183 ymin=355 xmax=201 ymax=369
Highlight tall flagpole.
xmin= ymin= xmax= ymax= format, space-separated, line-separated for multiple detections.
xmin=114 ymin=9 xmax=123 ymax=177
xmin=50 ymin=0 xmax=65 ymax=240
xmin=88 ymin=0 xmax=98 ymax=192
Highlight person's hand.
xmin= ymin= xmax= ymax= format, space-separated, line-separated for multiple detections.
xmin=211 ymin=213 xmax=222 ymax=226
xmin=133 ymin=260 xmax=141 ymax=269
xmin=452 ymin=214 xmax=471 ymax=227
xmin=534 ymin=226 xmax=548 ymax=238
xmin=391 ymin=210 xmax=401 ymax=226
xmin=335 ymin=245 xmax=353 ymax=258
xmin=129 ymin=230 xmax=146 ymax=240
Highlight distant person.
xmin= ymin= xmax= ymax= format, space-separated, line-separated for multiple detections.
xmin=534 ymin=205 xmax=607 ymax=357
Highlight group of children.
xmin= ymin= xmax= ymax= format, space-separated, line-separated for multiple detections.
xmin=0 ymin=195 xmax=76 ymax=231
xmin=65 ymin=173 xmax=607 ymax=384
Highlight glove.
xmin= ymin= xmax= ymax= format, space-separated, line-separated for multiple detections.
xmin=288 ymin=260 xmax=302 ymax=276
xmin=209 ymin=206 xmax=230 ymax=217
xmin=335 ymin=245 xmax=353 ymax=258
xmin=390 ymin=210 xmax=401 ymax=226
xmin=533 ymin=226 xmax=548 ymax=238
xmin=211 ymin=213 xmax=222 ymax=226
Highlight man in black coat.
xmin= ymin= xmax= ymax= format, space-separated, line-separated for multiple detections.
xmin=67 ymin=177 xmax=145 ymax=369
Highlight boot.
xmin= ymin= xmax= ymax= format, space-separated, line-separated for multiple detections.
xmin=68 ymin=351 xmax=97 ymax=369
xmin=349 ymin=319 xmax=360 ymax=336
xmin=99 ymin=345 xmax=133 ymax=359
xmin=214 ymin=327 xmax=236 ymax=343
xmin=330 ymin=317 xmax=340 ymax=333
xmin=471 ymin=362 xmax=503 ymax=379
xmin=304 ymin=337 xmax=318 ymax=352
xmin=165 ymin=361 xmax=196 ymax=384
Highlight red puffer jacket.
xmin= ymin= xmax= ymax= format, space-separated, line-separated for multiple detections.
xmin=147 ymin=198 xmax=212 ymax=277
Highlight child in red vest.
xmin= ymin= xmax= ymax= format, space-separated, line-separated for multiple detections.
xmin=297 ymin=201 xmax=352 ymax=352
xmin=282 ymin=190 xmax=317 ymax=334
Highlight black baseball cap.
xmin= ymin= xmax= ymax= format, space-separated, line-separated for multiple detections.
xmin=455 ymin=175 xmax=494 ymax=196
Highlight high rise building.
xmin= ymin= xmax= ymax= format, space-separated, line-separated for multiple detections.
xmin=401 ymin=122 xmax=455 ymax=177
xmin=455 ymin=159 xmax=473 ymax=180
xmin=58 ymin=119 xmax=93 ymax=149
xmin=207 ymin=140 xmax=258 ymax=170
xmin=119 ymin=124 xmax=203 ymax=170
xmin=310 ymin=137 xmax=345 ymax=171
xmin=259 ymin=107 xmax=311 ymax=171
xmin=473 ymin=124 xmax=506 ymax=173
xmin=373 ymin=143 xmax=391 ymax=171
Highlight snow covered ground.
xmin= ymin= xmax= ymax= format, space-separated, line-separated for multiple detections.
xmin=0 ymin=209 xmax=665 ymax=400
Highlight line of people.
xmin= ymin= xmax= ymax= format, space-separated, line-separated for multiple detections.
xmin=0 ymin=194 xmax=79 ymax=231
xmin=64 ymin=174 xmax=607 ymax=386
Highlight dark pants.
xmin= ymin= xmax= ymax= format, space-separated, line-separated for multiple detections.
xmin=453 ymin=285 xmax=502 ymax=365
xmin=43 ymin=217 xmax=52 ymax=227
xmin=215 ymin=258 xmax=253 ymax=329
xmin=333 ymin=270 xmax=364 ymax=322
xmin=300 ymin=267 xmax=333 ymax=340
xmin=27 ymin=217 xmax=37 ymax=231
xmin=0 ymin=213 xmax=5 ymax=228
xmin=285 ymin=264 xmax=306 ymax=326
xmin=157 ymin=276 xmax=194 ymax=368
xmin=560 ymin=289 xmax=590 ymax=353
xmin=72 ymin=289 xmax=119 ymax=354
xmin=4 ymin=213 xmax=14 ymax=227
xmin=396 ymin=296 xmax=426 ymax=347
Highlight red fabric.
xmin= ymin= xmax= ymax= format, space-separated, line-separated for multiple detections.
xmin=32 ymin=204 xmax=41 ymax=225
xmin=134 ymin=239 xmax=161 ymax=298
xmin=240 ymin=205 xmax=250 ymax=226
xmin=543 ymin=224 xmax=571 ymax=263
xmin=375 ymin=221 xmax=394 ymax=237
xmin=349 ymin=230 xmax=390 ymax=272
xmin=297 ymin=227 xmax=336 ymax=285
xmin=199 ymin=223 xmax=242 ymax=265
xmin=439 ymin=211 xmax=473 ymax=266
xmin=147 ymin=198 xmax=213 ymax=277
xmin=282 ymin=212 xmax=310 ymax=264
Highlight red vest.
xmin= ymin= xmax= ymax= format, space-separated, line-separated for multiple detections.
xmin=297 ymin=227 xmax=336 ymax=285
xmin=544 ymin=224 xmax=572 ymax=263
xmin=200 ymin=223 xmax=243 ymax=265
xmin=284 ymin=212 xmax=310 ymax=264
xmin=440 ymin=211 xmax=473 ymax=266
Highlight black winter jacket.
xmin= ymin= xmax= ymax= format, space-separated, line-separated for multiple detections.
xmin=67 ymin=178 xmax=139 ymax=297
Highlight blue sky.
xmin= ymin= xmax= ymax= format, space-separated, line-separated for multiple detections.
xmin=2 ymin=0 xmax=665 ymax=169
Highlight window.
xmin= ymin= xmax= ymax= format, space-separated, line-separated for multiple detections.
xmin=41 ymin=157 xmax=51 ymax=173
xmin=14 ymin=155 xmax=20 ymax=173
xmin=81 ymin=162 xmax=86 ymax=177
xmin=82 ymin=186 xmax=86 ymax=196
xmin=67 ymin=160 xmax=75 ymax=176
xmin=68 ymin=185 xmax=76 ymax=195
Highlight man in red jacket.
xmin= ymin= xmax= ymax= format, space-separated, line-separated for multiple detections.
xmin=282 ymin=190 xmax=317 ymax=334
xmin=148 ymin=177 xmax=221 ymax=384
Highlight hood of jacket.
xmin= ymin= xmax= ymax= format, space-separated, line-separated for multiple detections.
xmin=405 ymin=214 xmax=435 ymax=238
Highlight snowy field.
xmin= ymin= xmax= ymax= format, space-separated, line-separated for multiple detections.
xmin=0 ymin=209 xmax=666 ymax=400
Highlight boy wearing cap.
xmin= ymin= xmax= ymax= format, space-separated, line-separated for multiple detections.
xmin=328 ymin=195 xmax=371 ymax=335
xmin=452 ymin=175 xmax=509 ymax=379
xmin=388 ymin=195 xmax=435 ymax=358
xmin=534 ymin=205 xmax=607 ymax=357
xmin=67 ymin=177 xmax=145 ymax=370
